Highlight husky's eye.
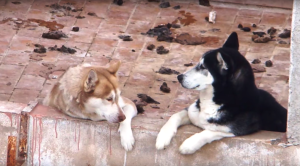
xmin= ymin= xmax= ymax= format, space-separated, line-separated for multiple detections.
xmin=200 ymin=64 xmax=206 ymax=69
xmin=196 ymin=64 xmax=206 ymax=70
xmin=106 ymin=97 xmax=113 ymax=102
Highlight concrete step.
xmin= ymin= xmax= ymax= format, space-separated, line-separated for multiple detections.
xmin=211 ymin=0 xmax=293 ymax=9
xmin=0 ymin=101 xmax=299 ymax=166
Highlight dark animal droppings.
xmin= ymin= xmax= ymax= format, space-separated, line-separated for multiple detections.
xmin=147 ymin=44 xmax=155 ymax=50
xmin=173 ymin=5 xmax=181 ymax=10
xmin=160 ymin=82 xmax=171 ymax=93
xmin=251 ymin=59 xmax=261 ymax=64
xmin=156 ymin=46 xmax=169 ymax=54
xmin=265 ymin=60 xmax=273 ymax=67
xmin=199 ymin=0 xmax=210 ymax=6
xmin=238 ymin=24 xmax=243 ymax=29
xmin=159 ymin=2 xmax=171 ymax=8
xmin=241 ymin=27 xmax=251 ymax=32
xmin=72 ymin=27 xmax=79 ymax=32
xmin=137 ymin=94 xmax=160 ymax=104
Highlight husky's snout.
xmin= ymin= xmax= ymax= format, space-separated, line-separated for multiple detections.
xmin=177 ymin=74 xmax=184 ymax=83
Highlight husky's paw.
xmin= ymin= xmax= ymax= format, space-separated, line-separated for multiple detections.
xmin=156 ymin=125 xmax=177 ymax=150
xmin=179 ymin=138 xmax=199 ymax=155
xmin=120 ymin=130 xmax=135 ymax=151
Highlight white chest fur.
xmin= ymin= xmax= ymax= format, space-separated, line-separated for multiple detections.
xmin=188 ymin=86 xmax=231 ymax=133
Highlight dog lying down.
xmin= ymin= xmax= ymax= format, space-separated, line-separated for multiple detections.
xmin=43 ymin=60 xmax=141 ymax=151
xmin=156 ymin=32 xmax=287 ymax=155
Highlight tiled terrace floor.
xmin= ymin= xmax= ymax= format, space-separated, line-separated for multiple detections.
xmin=0 ymin=0 xmax=291 ymax=119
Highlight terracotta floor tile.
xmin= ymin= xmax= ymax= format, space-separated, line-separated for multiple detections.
xmin=1 ymin=53 xmax=30 ymax=65
xmin=238 ymin=9 xmax=263 ymax=18
xmin=8 ymin=35 xmax=40 ymax=54
xmin=0 ymin=64 xmax=24 ymax=93
xmin=68 ymin=28 xmax=97 ymax=43
xmin=16 ymin=75 xmax=45 ymax=90
xmin=83 ymin=56 xmax=110 ymax=66
xmin=10 ymin=89 xmax=40 ymax=104
xmin=260 ymin=12 xmax=289 ymax=26
xmin=112 ymin=47 xmax=140 ymax=62
xmin=0 ymin=93 xmax=10 ymax=101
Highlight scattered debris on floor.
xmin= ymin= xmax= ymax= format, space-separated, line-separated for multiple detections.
xmin=11 ymin=1 xmax=21 ymax=4
xmin=253 ymin=31 xmax=266 ymax=37
xmin=118 ymin=35 xmax=133 ymax=41
xmin=208 ymin=11 xmax=216 ymax=24
xmin=148 ymin=0 xmax=160 ymax=2
xmin=39 ymin=66 xmax=68 ymax=79
xmin=30 ymin=54 xmax=46 ymax=61
xmin=160 ymin=82 xmax=171 ymax=93
xmin=72 ymin=27 xmax=79 ymax=32
xmin=42 ymin=31 xmax=68 ymax=39
xmin=173 ymin=5 xmax=181 ymax=10
xmin=150 ymin=105 xmax=160 ymax=109
xmin=33 ymin=44 xmax=47 ymax=53
xmin=278 ymin=40 xmax=288 ymax=44
xmin=159 ymin=2 xmax=170 ymax=8
xmin=175 ymin=33 xmax=206 ymax=45
xmin=200 ymin=30 xmax=207 ymax=33
xmin=265 ymin=60 xmax=273 ymax=67
xmin=278 ymin=29 xmax=291 ymax=38
xmin=142 ymin=24 xmax=172 ymax=40
xmin=46 ymin=3 xmax=83 ymax=16
xmin=251 ymin=64 xmax=266 ymax=73
xmin=237 ymin=24 xmax=243 ymax=29
xmin=113 ymin=0 xmax=123 ymax=6
xmin=137 ymin=94 xmax=160 ymax=104
xmin=241 ymin=27 xmax=251 ymax=32
xmin=147 ymin=44 xmax=155 ymax=50
xmin=251 ymin=59 xmax=261 ymax=64
xmin=199 ymin=0 xmax=210 ymax=6
xmin=210 ymin=28 xmax=220 ymax=32
xmin=252 ymin=23 xmax=257 ymax=27
xmin=267 ymin=27 xmax=277 ymax=36
xmin=132 ymin=49 xmax=136 ymax=52
xmin=132 ymin=100 xmax=146 ymax=113
xmin=6 ymin=82 xmax=11 ymax=86
xmin=156 ymin=46 xmax=169 ymax=54
xmin=75 ymin=15 xmax=85 ymax=19
xmin=253 ymin=36 xmax=271 ymax=43
xmin=184 ymin=62 xmax=193 ymax=66
xmin=173 ymin=11 xmax=197 ymax=26
xmin=157 ymin=67 xmax=180 ymax=75
xmin=48 ymin=45 xmax=77 ymax=54
xmin=171 ymin=24 xmax=181 ymax=28
xmin=42 ymin=63 xmax=56 ymax=70
xmin=87 ymin=12 xmax=97 ymax=16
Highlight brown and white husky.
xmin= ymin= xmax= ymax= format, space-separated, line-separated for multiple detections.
xmin=43 ymin=60 xmax=139 ymax=151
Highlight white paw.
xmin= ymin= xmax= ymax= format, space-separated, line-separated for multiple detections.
xmin=120 ymin=130 xmax=135 ymax=151
xmin=156 ymin=125 xmax=177 ymax=150
xmin=179 ymin=138 xmax=199 ymax=155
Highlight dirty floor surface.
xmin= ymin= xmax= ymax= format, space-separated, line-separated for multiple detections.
xmin=0 ymin=0 xmax=291 ymax=119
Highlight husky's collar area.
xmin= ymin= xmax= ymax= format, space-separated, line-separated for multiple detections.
xmin=156 ymin=32 xmax=287 ymax=155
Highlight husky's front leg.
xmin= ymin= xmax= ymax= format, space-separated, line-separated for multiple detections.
xmin=156 ymin=109 xmax=191 ymax=150
xmin=118 ymin=104 xmax=137 ymax=151
xmin=179 ymin=130 xmax=234 ymax=154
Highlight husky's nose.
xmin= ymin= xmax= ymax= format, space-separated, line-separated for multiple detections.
xmin=177 ymin=74 xmax=184 ymax=83
xmin=118 ymin=114 xmax=126 ymax=122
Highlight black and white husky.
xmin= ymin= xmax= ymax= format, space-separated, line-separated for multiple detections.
xmin=156 ymin=32 xmax=287 ymax=155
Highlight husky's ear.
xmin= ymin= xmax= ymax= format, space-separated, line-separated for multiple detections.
xmin=107 ymin=60 xmax=121 ymax=75
xmin=223 ymin=32 xmax=239 ymax=50
xmin=84 ymin=70 xmax=98 ymax=92
xmin=217 ymin=52 xmax=228 ymax=72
